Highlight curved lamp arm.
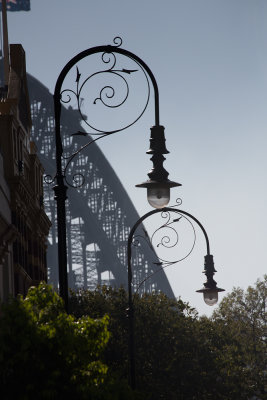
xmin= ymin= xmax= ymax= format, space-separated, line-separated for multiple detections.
xmin=128 ymin=206 xmax=224 ymax=305
xmin=53 ymin=37 xmax=180 ymax=195
xmin=54 ymin=44 xmax=160 ymax=130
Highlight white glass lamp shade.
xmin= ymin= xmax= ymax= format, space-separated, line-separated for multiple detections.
xmin=147 ymin=185 xmax=170 ymax=209
xmin=136 ymin=179 xmax=181 ymax=209
xmin=196 ymin=285 xmax=224 ymax=306
xmin=203 ymin=290 xmax=218 ymax=306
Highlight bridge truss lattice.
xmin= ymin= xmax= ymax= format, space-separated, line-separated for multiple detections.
xmin=28 ymin=73 xmax=174 ymax=298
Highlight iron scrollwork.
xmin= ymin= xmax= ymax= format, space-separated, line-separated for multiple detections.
xmin=44 ymin=174 xmax=56 ymax=185
xmin=60 ymin=36 xmax=150 ymax=134
xmin=50 ymin=37 xmax=151 ymax=189
xmin=128 ymin=200 xmax=208 ymax=297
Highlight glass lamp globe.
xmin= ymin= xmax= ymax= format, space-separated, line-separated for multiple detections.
xmin=136 ymin=179 xmax=181 ymax=209
xmin=147 ymin=185 xmax=170 ymax=209
xmin=196 ymin=285 xmax=225 ymax=306
xmin=203 ymin=289 xmax=218 ymax=306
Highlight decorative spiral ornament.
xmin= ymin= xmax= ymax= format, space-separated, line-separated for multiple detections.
xmin=171 ymin=198 xmax=183 ymax=207
xmin=60 ymin=89 xmax=77 ymax=105
xmin=44 ymin=174 xmax=56 ymax=185
xmin=91 ymin=71 xmax=129 ymax=109
xmin=113 ymin=36 xmax=123 ymax=47
xmin=101 ymin=51 xmax=117 ymax=69
xmin=64 ymin=172 xmax=85 ymax=189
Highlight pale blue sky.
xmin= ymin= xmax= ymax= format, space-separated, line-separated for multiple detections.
xmin=5 ymin=0 xmax=267 ymax=315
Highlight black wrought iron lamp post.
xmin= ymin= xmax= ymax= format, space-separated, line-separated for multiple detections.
xmin=51 ymin=37 xmax=224 ymax=390
xmin=126 ymin=205 xmax=224 ymax=389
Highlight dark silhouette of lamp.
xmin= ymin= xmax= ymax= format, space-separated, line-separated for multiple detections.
xmin=136 ymin=125 xmax=181 ymax=208
xmin=196 ymin=254 xmax=225 ymax=305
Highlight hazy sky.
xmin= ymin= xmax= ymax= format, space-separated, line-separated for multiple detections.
xmin=5 ymin=0 xmax=267 ymax=315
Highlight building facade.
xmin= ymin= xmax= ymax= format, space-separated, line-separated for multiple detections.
xmin=0 ymin=44 xmax=50 ymax=300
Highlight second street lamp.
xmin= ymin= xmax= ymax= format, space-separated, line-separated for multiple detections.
xmin=127 ymin=205 xmax=224 ymax=390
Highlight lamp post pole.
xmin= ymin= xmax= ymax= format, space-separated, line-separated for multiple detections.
xmin=53 ymin=99 xmax=69 ymax=310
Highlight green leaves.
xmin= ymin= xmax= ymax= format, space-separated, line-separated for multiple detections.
xmin=212 ymin=275 xmax=267 ymax=399
xmin=1 ymin=278 xmax=265 ymax=399
xmin=70 ymin=280 xmax=266 ymax=400
xmin=0 ymin=283 xmax=109 ymax=400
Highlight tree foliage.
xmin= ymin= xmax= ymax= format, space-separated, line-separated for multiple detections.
xmin=70 ymin=277 xmax=266 ymax=400
xmin=1 ymin=277 xmax=266 ymax=399
xmin=0 ymin=283 xmax=110 ymax=400
xmin=211 ymin=275 xmax=267 ymax=399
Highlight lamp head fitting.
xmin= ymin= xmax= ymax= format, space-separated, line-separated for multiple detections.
xmin=196 ymin=254 xmax=225 ymax=306
xmin=136 ymin=125 xmax=181 ymax=208
xmin=136 ymin=180 xmax=181 ymax=209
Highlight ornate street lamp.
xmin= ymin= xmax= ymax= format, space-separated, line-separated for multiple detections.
xmin=127 ymin=205 xmax=224 ymax=389
xmin=51 ymin=37 xmax=224 ymax=390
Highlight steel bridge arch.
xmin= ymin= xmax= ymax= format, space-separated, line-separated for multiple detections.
xmin=27 ymin=73 xmax=174 ymax=297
